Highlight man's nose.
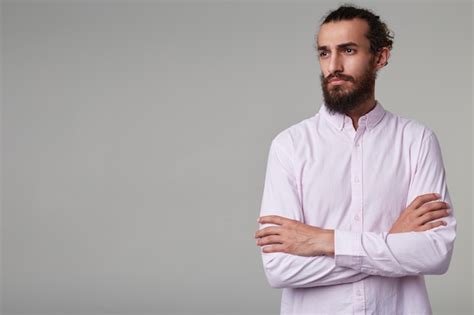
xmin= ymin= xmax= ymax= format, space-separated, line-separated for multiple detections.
xmin=328 ymin=54 xmax=343 ymax=75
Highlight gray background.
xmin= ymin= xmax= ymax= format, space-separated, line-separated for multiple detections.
xmin=1 ymin=1 xmax=472 ymax=314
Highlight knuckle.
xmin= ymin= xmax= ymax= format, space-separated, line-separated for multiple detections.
xmin=428 ymin=194 xmax=437 ymax=201
xmin=434 ymin=210 xmax=444 ymax=219
xmin=418 ymin=204 xmax=427 ymax=212
xmin=431 ymin=212 xmax=441 ymax=220
xmin=425 ymin=204 xmax=434 ymax=211
xmin=435 ymin=201 xmax=444 ymax=208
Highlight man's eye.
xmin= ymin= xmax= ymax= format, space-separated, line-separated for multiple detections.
xmin=319 ymin=51 xmax=328 ymax=57
xmin=345 ymin=48 xmax=355 ymax=54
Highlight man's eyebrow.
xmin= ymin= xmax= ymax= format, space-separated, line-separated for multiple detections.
xmin=317 ymin=42 xmax=360 ymax=51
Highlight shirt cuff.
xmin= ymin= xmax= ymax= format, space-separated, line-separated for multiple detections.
xmin=334 ymin=229 xmax=364 ymax=270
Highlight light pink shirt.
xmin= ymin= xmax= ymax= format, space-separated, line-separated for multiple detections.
xmin=258 ymin=101 xmax=456 ymax=315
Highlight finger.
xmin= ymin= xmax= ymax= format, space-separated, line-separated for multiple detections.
xmin=262 ymin=244 xmax=286 ymax=253
xmin=416 ymin=209 xmax=450 ymax=225
xmin=256 ymin=235 xmax=282 ymax=246
xmin=255 ymin=226 xmax=281 ymax=239
xmin=258 ymin=215 xmax=289 ymax=226
xmin=417 ymin=220 xmax=447 ymax=231
xmin=408 ymin=193 xmax=441 ymax=210
xmin=414 ymin=201 xmax=450 ymax=216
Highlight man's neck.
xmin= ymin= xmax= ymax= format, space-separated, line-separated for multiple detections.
xmin=346 ymin=97 xmax=376 ymax=130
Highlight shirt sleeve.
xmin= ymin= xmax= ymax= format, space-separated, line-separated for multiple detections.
xmin=259 ymin=135 xmax=370 ymax=288
xmin=334 ymin=131 xmax=457 ymax=277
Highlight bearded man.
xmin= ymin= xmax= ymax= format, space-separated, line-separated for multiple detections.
xmin=254 ymin=5 xmax=456 ymax=315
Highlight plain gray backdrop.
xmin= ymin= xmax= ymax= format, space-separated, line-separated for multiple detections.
xmin=1 ymin=1 xmax=472 ymax=314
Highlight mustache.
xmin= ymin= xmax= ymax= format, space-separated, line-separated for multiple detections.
xmin=324 ymin=73 xmax=354 ymax=84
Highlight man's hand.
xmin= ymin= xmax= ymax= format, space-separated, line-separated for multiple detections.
xmin=389 ymin=193 xmax=450 ymax=233
xmin=254 ymin=216 xmax=334 ymax=257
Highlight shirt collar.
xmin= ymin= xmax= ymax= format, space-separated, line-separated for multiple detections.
xmin=318 ymin=100 xmax=386 ymax=131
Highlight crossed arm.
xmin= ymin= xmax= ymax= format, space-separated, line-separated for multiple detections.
xmin=256 ymin=193 xmax=449 ymax=256
xmin=255 ymin=134 xmax=456 ymax=288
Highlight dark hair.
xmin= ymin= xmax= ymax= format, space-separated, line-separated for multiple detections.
xmin=320 ymin=4 xmax=394 ymax=55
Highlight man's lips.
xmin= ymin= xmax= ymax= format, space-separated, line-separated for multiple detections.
xmin=328 ymin=78 xmax=346 ymax=85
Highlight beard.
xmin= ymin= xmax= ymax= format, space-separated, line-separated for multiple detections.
xmin=320 ymin=62 xmax=377 ymax=115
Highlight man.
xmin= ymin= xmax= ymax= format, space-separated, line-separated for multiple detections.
xmin=254 ymin=5 xmax=456 ymax=315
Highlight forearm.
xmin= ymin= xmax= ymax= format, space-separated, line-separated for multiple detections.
xmin=260 ymin=217 xmax=455 ymax=288
xmin=257 ymin=221 xmax=370 ymax=288
xmin=261 ymin=251 xmax=370 ymax=288
xmin=334 ymin=219 xmax=456 ymax=277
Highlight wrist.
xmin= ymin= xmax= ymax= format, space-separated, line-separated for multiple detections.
xmin=321 ymin=229 xmax=335 ymax=256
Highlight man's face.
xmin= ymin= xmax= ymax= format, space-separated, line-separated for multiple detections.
xmin=317 ymin=18 xmax=377 ymax=114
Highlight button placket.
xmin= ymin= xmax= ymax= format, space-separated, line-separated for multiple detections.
xmin=351 ymin=126 xmax=366 ymax=314
xmin=353 ymin=281 xmax=366 ymax=314
xmin=351 ymin=127 xmax=365 ymax=235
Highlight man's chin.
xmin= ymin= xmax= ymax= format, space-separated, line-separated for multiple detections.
xmin=327 ymin=85 xmax=352 ymax=94
xmin=327 ymin=90 xmax=351 ymax=100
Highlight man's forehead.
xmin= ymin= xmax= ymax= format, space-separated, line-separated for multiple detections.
xmin=317 ymin=18 xmax=370 ymax=48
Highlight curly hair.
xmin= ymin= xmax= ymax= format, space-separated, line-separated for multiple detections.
xmin=320 ymin=4 xmax=394 ymax=55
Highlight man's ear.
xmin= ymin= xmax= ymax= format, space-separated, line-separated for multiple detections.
xmin=375 ymin=47 xmax=391 ymax=70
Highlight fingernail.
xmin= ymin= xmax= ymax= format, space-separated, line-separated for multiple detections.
xmin=257 ymin=217 xmax=260 ymax=223
xmin=435 ymin=193 xmax=441 ymax=198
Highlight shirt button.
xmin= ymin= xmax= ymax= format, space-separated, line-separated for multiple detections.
xmin=356 ymin=289 xmax=362 ymax=296
xmin=355 ymin=142 xmax=360 ymax=147
xmin=354 ymin=214 xmax=360 ymax=221
xmin=354 ymin=177 xmax=360 ymax=183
